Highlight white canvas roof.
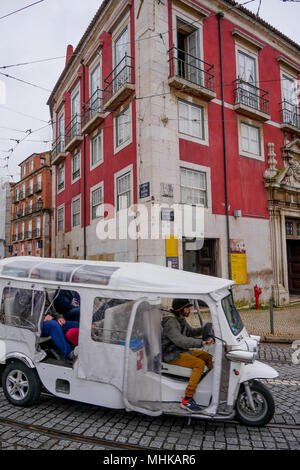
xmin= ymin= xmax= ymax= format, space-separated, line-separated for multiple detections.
xmin=0 ymin=257 xmax=234 ymax=296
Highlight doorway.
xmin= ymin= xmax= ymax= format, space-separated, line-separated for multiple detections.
xmin=286 ymin=218 xmax=300 ymax=295
xmin=183 ymin=239 xmax=217 ymax=276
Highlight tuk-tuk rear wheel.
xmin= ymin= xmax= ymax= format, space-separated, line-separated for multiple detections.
xmin=235 ymin=380 xmax=275 ymax=427
xmin=2 ymin=361 xmax=41 ymax=407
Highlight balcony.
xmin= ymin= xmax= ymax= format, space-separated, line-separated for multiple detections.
xmin=51 ymin=135 xmax=67 ymax=166
xmin=34 ymin=183 xmax=42 ymax=193
xmin=18 ymin=233 xmax=24 ymax=241
xmin=24 ymin=231 xmax=33 ymax=240
xmin=19 ymin=191 xmax=25 ymax=200
xmin=234 ymin=79 xmax=270 ymax=121
xmin=65 ymin=114 xmax=83 ymax=153
xmin=103 ymin=54 xmax=135 ymax=112
xmin=26 ymin=187 xmax=34 ymax=197
xmin=33 ymin=228 xmax=41 ymax=239
xmin=12 ymin=234 xmax=17 ymax=242
xmin=82 ymin=88 xmax=105 ymax=134
xmin=280 ymin=100 xmax=300 ymax=135
xmin=168 ymin=47 xmax=216 ymax=100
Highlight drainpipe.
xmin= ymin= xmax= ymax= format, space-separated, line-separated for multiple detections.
xmin=217 ymin=12 xmax=232 ymax=279
xmin=81 ymin=59 xmax=87 ymax=261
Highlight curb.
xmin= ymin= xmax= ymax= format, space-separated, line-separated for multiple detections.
xmin=263 ymin=336 xmax=295 ymax=344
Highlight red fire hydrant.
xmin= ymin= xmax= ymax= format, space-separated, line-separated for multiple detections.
xmin=254 ymin=285 xmax=262 ymax=310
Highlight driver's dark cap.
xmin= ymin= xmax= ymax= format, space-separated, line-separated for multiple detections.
xmin=172 ymin=299 xmax=193 ymax=314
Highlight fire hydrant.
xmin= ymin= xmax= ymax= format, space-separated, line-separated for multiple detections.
xmin=254 ymin=285 xmax=262 ymax=310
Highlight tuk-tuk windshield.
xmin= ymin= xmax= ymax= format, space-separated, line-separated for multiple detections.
xmin=221 ymin=293 xmax=244 ymax=336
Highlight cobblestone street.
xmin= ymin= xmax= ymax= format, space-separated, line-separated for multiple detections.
xmin=0 ymin=344 xmax=299 ymax=451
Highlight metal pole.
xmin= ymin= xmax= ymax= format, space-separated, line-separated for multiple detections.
xmin=270 ymin=298 xmax=274 ymax=334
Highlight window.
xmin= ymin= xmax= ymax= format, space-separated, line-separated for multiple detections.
xmin=241 ymin=122 xmax=261 ymax=156
xmin=28 ymin=199 xmax=33 ymax=214
xmin=28 ymin=220 xmax=32 ymax=239
xmin=91 ymin=132 xmax=103 ymax=168
xmin=114 ymin=27 xmax=130 ymax=93
xmin=116 ymin=172 xmax=131 ymax=211
xmin=178 ymin=100 xmax=204 ymax=140
xmin=21 ymin=222 xmax=25 ymax=240
xmin=281 ymin=73 xmax=298 ymax=127
xmin=91 ymin=185 xmax=104 ymax=220
xmin=72 ymin=197 xmax=81 ymax=227
xmin=36 ymin=217 xmax=41 ymax=237
xmin=28 ymin=242 xmax=32 ymax=255
xmin=180 ymin=167 xmax=207 ymax=206
xmin=72 ymin=151 xmax=81 ymax=182
xmin=57 ymin=206 xmax=64 ymax=232
xmin=90 ymin=63 xmax=101 ymax=115
xmin=29 ymin=179 xmax=33 ymax=195
xmin=115 ymin=106 xmax=130 ymax=149
xmin=22 ymin=166 xmax=26 ymax=177
xmin=176 ymin=19 xmax=202 ymax=86
xmin=40 ymin=158 xmax=45 ymax=166
xmin=29 ymin=159 xmax=34 ymax=172
xmin=71 ymin=89 xmax=81 ymax=135
xmin=37 ymin=174 xmax=42 ymax=191
xmin=57 ymin=164 xmax=65 ymax=192
xmin=237 ymin=49 xmax=259 ymax=110
xmin=91 ymin=297 xmax=132 ymax=343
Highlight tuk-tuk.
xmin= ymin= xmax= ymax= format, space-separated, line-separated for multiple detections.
xmin=0 ymin=257 xmax=278 ymax=427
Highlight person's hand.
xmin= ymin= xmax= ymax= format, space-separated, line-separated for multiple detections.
xmin=203 ymin=338 xmax=214 ymax=345
xmin=57 ymin=318 xmax=66 ymax=327
xmin=44 ymin=315 xmax=54 ymax=322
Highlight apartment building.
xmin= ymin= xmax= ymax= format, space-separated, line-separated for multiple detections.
xmin=11 ymin=152 xmax=52 ymax=258
xmin=47 ymin=0 xmax=300 ymax=306
xmin=0 ymin=178 xmax=12 ymax=259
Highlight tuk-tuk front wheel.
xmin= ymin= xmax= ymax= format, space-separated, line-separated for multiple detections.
xmin=236 ymin=380 xmax=275 ymax=427
xmin=2 ymin=361 xmax=41 ymax=407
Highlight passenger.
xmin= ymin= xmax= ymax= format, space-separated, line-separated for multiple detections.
xmin=162 ymin=299 xmax=214 ymax=413
xmin=15 ymin=268 xmax=79 ymax=361
xmin=53 ymin=274 xmax=80 ymax=322
xmin=92 ymin=298 xmax=127 ymax=323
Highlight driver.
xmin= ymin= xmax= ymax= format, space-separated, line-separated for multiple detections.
xmin=162 ymin=299 xmax=214 ymax=413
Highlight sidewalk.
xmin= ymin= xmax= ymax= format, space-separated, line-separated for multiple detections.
xmin=238 ymin=303 xmax=300 ymax=343
xmin=189 ymin=303 xmax=300 ymax=343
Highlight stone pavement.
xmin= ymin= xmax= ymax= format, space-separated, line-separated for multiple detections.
xmin=238 ymin=303 xmax=300 ymax=342
xmin=189 ymin=303 xmax=300 ymax=343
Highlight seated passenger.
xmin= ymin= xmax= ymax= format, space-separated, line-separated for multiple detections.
xmin=16 ymin=268 xmax=79 ymax=361
xmin=54 ymin=288 xmax=80 ymax=322
xmin=162 ymin=299 xmax=214 ymax=413
xmin=92 ymin=298 xmax=126 ymax=323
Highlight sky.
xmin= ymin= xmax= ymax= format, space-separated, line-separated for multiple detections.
xmin=0 ymin=0 xmax=299 ymax=183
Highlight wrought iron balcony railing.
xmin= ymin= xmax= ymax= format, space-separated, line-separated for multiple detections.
xmin=234 ymin=78 xmax=270 ymax=116
xmin=65 ymin=114 xmax=82 ymax=152
xmin=51 ymin=135 xmax=66 ymax=164
xmin=280 ymin=99 xmax=300 ymax=130
xmin=82 ymin=88 xmax=103 ymax=130
xmin=168 ymin=46 xmax=216 ymax=95
xmin=33 ymin=228 xmax=41 ymax=238
xmin=103 ymin=54 xmax=134 ymax=107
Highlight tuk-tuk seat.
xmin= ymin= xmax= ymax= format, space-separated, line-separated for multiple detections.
xmin=161 ymin=362 xmax=192 ymax=378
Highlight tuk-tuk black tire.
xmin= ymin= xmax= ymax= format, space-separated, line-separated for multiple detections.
xmin=235 ymin=380 xmax=275 ymax=427
xmin=2 ymin=361 xmax=41 ymax=407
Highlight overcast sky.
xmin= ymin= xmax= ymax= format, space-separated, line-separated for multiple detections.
xmin=0 ymin=0 xmax=299 ymax=182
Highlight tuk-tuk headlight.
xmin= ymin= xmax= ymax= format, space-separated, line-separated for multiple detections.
xmin=226 ymin=350 xmax=255 ymax=363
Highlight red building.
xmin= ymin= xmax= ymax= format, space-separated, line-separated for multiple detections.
xmin=48 ymin=0 xmax=300 ymax=306
xmin=10 ymin=152 xmax=52 ymax=258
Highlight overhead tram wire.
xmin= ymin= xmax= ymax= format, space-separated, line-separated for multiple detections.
xmin=0 ymin=0 xmax=45 ymax=21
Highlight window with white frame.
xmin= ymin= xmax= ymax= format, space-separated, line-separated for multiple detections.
xmin=180 ymin=167 xmax=207 ymax=206
xmin=36 ymin=217 xmax=41 ymax=237
xmin=57 ymin=206 xmax=64 ymax=232
xmin=91 ymin=184 xmax=104 ymax=220
xmin=28 ymin=199 xmax=33 ymax=214
xmin=91 ymin=131 xmax=103 ymax=168
xmin=57 ymin=164 xmax=65 ymax=192
xmin=178 ymin=100 xmax=204 ymax=140
xmin=28 ymin=220 xmax=32 ymax=238
xmin=281 ymin=72 xmax=298 ymax=127
xmin=37 ymin=174 xmax=42 ymax=191
xmin=28 ymin=242 xmax=32 ymax=255
xmin=21 ymin=222 xmax=25 ymax=240
xmin=116 ymin=172 xmax=131 ymax=211
xmin=72 ymin=197 xmax=81 ymax=227
xmin=115 ymin=106 xmax=131 ymax=149
xmin=29 ymin=159 xmax=34 ymax=172
xmin=72 ymin=151 xmax=81 ymax=182
xmin=22 ymin=165 xmax=26 ymax=177
xmin=241 ymin=121 xmax=261 ymax=156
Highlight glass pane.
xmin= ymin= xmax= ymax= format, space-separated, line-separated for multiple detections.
xmin=71 ymin=265 xmax=119 ymax=285
xmin=0 ymin=286 xmax=42 ymax=331
xmin=30 ymin=262 xmax=80 ymax=282
xmin=1 ymin=261 xmax=38 ymax=278
xmin=286 ymin=222 xmax=293 ymax=236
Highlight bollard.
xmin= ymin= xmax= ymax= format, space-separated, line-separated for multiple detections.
xmin=269 ymin=298 xmax=274 ymax=334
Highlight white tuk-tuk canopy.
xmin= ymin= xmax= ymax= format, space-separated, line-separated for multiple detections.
xmin=0 ymin=257 xmax=234 ymax=297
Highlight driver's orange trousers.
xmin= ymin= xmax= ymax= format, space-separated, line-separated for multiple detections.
xmin=170 ymin=350 xmax=213 ymax=398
